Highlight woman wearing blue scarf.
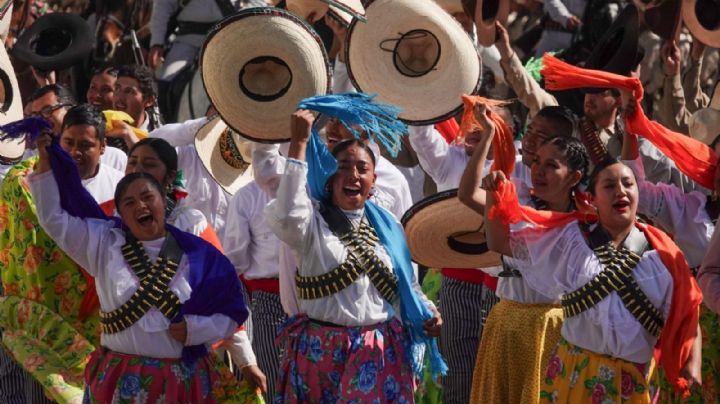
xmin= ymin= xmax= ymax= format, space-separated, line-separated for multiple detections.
xmin=265 ymin=94 xmax=447 ymax=403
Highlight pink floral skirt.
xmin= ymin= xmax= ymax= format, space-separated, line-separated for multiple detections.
xmin=84 ymin=348 xmax=260 ymax=403
xmin=275 ymin=314 xmax=416 ymax=403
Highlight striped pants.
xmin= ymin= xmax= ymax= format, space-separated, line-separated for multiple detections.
xmin=0 ymin=347 xmax=52 ymax=404
xmin=439 ymin=277 xmax=499 ymax=404
xmin=250 ymin=291 xmax=287 ymax=404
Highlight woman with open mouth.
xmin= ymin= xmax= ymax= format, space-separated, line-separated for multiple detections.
xmin=28 ymin=133 xmax=252 ymax=403
xmin=264 ymin=94 xmax=445 ymax=403
xmin=482 ymin=158 xmax=702 ymax=403
xmin=458 ymin=103 xmax=590 ymax=404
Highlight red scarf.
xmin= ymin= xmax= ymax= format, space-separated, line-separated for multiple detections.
xmin=540 ymin=54 xmax=717 ymax=190
xmin=488 ymin=179 xmax=701 ymax=397
xmin=459 ymin=95 xmax=516 ymax=175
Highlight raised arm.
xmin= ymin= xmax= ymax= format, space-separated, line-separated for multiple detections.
xmin=483 ymin=171 xmax=513 ymax=256
xmin=458 ymin=104 xmax=496 ymax=214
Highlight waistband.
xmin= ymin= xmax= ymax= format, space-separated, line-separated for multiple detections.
xmin=241 ymin=275 xmax=280 ymax=294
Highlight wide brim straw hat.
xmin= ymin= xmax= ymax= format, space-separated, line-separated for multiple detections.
xmin=286 ymin=0 xmax=366 ymax=25
xmin=0 ymin=43 xmax=27 ymax=161
xmin=473 ymin=0 xmax=510 ymax=47
xmin=11 ymin=13 xmax=93 ymax=71
xmin=401 ymin=189 xmax=502 ymax=269
xmin=345 ymin=0 xmax=481 ymax=125
xmin=689 ymin=82 xmax=720 ymax=146
xmin=201 ymin=7 xmax=330 ymax=143
xmin=683 ymin=0 xmax=720 ymax=48
xmin=195 ymin=116 xmax=254 ymax=196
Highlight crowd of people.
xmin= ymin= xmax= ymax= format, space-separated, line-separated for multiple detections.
xmin=0 ymin=0 xmax=717 ymax=403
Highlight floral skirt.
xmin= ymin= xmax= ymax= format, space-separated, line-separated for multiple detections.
xmin=274 ymin=314 xmax=415 ymax=403
xmin=470 ymin=299 xmax=564 ymax=404
xmin=83 ymin=348 xmax=263 ymax=404
xmin=541 ymin=338 xmax=658 ymax=404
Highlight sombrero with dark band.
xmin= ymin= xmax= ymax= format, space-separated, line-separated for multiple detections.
xmin=201 ymin=7 xmax=330 ymax=143
xmin=11 ymin=13 xmax=93 ymax=71
xmin=345 ymin=0 xmax=481 ymax=125
xmin=401 ymin=189 xmax=502 ymax=269
xmin=0 ymin=43 xmax=26 ymax=161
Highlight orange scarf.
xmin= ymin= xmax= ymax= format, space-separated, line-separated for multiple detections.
xmin=540 ymin=54 xmax=717 ymax=190
xmin=488 ymin=179 xmax=701 ymax=397
xmin=459 ymin=95 xmax=516 ymax=175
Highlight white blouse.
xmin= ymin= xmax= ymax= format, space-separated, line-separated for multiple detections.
xmin=624 ymin=157 xmax=714 ymax=268
xmin=264 ymin=159 xmax=434 ymax=327
xmin=29 ymin=170 xmax=237 ymax=359
xmin=510 ymin=221 xmax=673 ymax=364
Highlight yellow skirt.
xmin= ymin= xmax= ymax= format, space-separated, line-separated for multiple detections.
xmin=470 ymin=299 xmax=564 ymax=404
xmin=540 ymin=338 xmax=658 ymax=403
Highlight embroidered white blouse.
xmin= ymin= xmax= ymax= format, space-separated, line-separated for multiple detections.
xmin=509 ymin=220 xmax=673 ymax=364
xmin=264 ymin=159 xmax=434 ymax=327
xmin=29 ymin=170 xmax=237 ymax=359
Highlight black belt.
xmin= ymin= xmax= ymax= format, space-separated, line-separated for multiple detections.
xmin=176 ymin=21 xmax=219 ymax=36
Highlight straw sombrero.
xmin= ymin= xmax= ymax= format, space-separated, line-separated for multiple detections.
xmin=195 ymin=116 xmax=254 ymax=195
xmin=683 ymin=0 xmax=720 ymax=48
xmin=689 ymin=82 xmax=720 ymax=146
xmin=11 ymin=13 xmax=93 ymax=71
xmin=401 ymin=189 xmax=502 ymax=269
xmin=286 ymin=0 xmax=366 ymax=24
xmin=0 ymin=43 xmax=26 ymax=162
xmin=346 ymin=0 xmax=481 ymax=125
xmin=473 ymin=0 xmax=510 ymax=47
xmin=201 ymin=8 xmax=330 ymax=143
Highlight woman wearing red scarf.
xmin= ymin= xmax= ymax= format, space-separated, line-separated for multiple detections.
xmin=459 ymin=103 xmax=591 ymax=404
xmin=482 ymin=155 xmax=702 ymax=402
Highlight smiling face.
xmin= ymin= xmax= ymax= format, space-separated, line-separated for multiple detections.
xmin=531 ymin=142 xmax=581 ymax=204
xmin=87 ymin=71 xmax=116 ymax=110
xmin=60 ymin=124 xmax=105 ymax=180
xmin=114 ymin=76 xmax=153 ymax=126
xmin=330 ymin=143 xmax=377 ymax=210
xmin=521 ymin=115 xmax=556 ymax=167
xmin=126 ymin=144 xmax=175 ymax=190
xmin=591 ymin=162 xmax=638 ymax=232
xmin=117 ymin=177 xmax=167 ymax=241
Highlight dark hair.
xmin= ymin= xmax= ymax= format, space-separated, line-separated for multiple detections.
xmin=536 ymin=106 xmax=576 ymax=138
xmin=61 ymin=104 xmax=106 ymax=141
xmin=587 ymin=157 xmax=636 ymax=195
xmin=116 ymin=64 xmax=158 ymax=99
xmin=114 ymin=172 xmax=165 ymax=207
xmin=129 ymin=138 xmax=178 ymax=172
xmin=542 ymin=136 xmax=590 ymax=184
xmin=28 ymin=84 xmax=76 ymax=105
xmin=330 ymin=138 xmax=377 ymax=167
xmin=91 ymin=64 xmax=119 ymax=77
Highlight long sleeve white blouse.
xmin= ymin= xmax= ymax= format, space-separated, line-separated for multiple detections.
xmin=29 ymin=170 xmax=237 ymax=358
xmin=264 ymin=159 xmax=434 ymax=327
xmin=510 ymin=220 xmax=673 ymax=364
xmin=624 ymin=157 xmax=714 ymax=268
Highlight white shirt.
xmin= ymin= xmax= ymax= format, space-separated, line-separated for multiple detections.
xmin=510 ymin=221 xmax=673 ymax=364
xmin=265 ymin=159 xmax=434 ymax=326
xmin=150 ymin=118 xmax=230 ymax=242
xmin=408 ymin=125 xmax=470 ymax=192
xmin=29 ymin=170 xmax=237 ymax=358
xmin=624 ymin=157 xmax=714 ymax=268
xmin=82 ymin=163 xmax=125 ymax=204
xmin=102 ymin=146 xmax=128 ymax=172
xmin=224 ymin=181 xmax=282 ymax=279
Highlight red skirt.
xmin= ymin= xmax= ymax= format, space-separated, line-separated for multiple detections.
xmin=84 ymin=348 xmax=261 ymax=403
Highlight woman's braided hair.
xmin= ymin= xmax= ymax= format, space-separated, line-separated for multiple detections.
xmin=542 ymin=135 xmax=590 ymax=184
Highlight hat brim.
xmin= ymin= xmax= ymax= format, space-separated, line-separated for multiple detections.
xmin=584 ymin=4 xmax=640 ymax=76
xmin=0 ymin=43 xmax=26 ymax=160
xmin=201 ymin=8 xmax=330 ymax=143
xmin=401 ymin=189 xmax=502 ymax=269
xmin=475 ymin=0 xmax=510 ymax=47
xmin=683 ymin=0 xmax=720 ymax=48
xmin=195 ymin=116 xmax=254 ymax=196
xmin=11 ymin=13 xmax=93 ymax=71
xmin=643 ymin=0 xmax=682 ymax=41
xmin=346 ymin=0 xmax=482 ymax=125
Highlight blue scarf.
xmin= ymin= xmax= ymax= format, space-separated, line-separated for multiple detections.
xmin=298 ymin=94 xmax=448 ymax=380
xmin=3 ymin=118 xmax=249 ymax=365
